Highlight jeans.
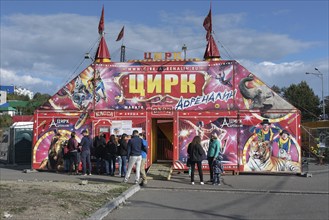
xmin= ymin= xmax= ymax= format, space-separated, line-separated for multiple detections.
xmin=69 ymin=151 xmax=79 ymax=173
xmin=81 ymin=151 xmax=92 ymax=175
xmin=207 ymin=157 xmax=214 ymax=181
xmin=109 ymin=155 xmax=116 ymax=175
xmin=124 ymin=155 xmax=142 ymax=183
xmin=213 ymin=173 xmax=221 ymax=184
xmin=190 ymin=161 xmax=203 ymax=183
xmin=120 ymin=156 xmax=127 ymax=177
xmin=117 ymin=156 xmax=122 ymax=175
xmin=63 ymin=158 xmax=70 ymax=172
xmin=104 ymin=159 xmax=110 ymax=175
xmin=95 ymin=157 xmax=103 ymax=174
xmin=105 ymin=155 xmax=116 ymax=175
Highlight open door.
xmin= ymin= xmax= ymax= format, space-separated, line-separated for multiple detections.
xmin=152 ymin=118 xmax=173 ymax=162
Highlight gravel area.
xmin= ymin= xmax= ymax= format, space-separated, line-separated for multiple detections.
xmin=0 ymin=179 xmax=129 ymax=220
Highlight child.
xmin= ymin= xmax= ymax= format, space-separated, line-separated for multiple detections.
xmin=212 ymin=155 xmax=224 ymax=185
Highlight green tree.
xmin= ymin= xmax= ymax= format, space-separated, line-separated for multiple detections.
xmin=26 ymin=93 xmax=51 ymax=115
xmin=271 ymin=85 xmax=282 ymax=96
xmin=7 ymin=93 xmax=30 ymax=101
xmin=282 ymin=81 xmax=320 ymax=122
xmin=6 ymin=93 xmax=51 ymax=115
xmin=0 ymin=115 xmax=13 ymax=128
xmin=33 ymin=92 xmax=51 ymax=102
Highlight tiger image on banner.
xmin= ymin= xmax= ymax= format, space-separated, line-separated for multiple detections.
xmin=244 ymin=140 xmax=300 ymax=173
xmin=39 ymin=130 xmax=71 ymax=171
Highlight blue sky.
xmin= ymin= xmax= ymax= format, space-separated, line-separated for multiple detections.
xmin=1 ymin=0 xmax=328 ymax=98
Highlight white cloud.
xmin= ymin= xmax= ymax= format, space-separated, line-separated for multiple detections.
xmin=0 ymin=68 xmax=53 ymax=91
xmin=0 ymin=11 xmax=326 ymax=96
xmin=238 ymin=59 xmax=328 ymax=97
xmin=246 ymin=60 xmax=306 ymax=77
xmin=217 ymin=29 xmax=317 ymax=60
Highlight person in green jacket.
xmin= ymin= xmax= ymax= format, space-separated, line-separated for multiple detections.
xmin=207 ymin=132 xmax=221 ymax=182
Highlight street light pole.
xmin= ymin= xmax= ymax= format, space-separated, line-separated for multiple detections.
xmin=306 ymin=69 xmax=325 ymax=120
xmin=182 ymin=44 xmax=187 ymax=60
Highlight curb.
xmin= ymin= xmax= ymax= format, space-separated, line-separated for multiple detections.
xmin=142 ymin=185 xmax=329 ymax=195
xmin=87 ymin=184 xmax=141 ymax=220
xmin=308 ymin=169 xmax=329 ymax=174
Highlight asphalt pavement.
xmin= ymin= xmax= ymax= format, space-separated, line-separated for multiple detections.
xmin=102 ymin=161 xmax=329 ymax=220
xmin=1 ymin=160 xmax=328 ymax=220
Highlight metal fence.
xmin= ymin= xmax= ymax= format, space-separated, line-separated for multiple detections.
xmin=301 ymin=122 xmax=329 ymax=163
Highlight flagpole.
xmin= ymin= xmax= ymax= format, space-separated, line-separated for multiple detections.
xmin=120 ymin=35 xmax=125 ymax=62
xmin=117 ymin=26 xmax=125 ymax=62
xmin=120 ymin=46 xmax=125 ymax=62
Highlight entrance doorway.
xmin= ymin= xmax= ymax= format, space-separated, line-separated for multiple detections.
xmin=151 ymin=118 xmax=173 ymax=162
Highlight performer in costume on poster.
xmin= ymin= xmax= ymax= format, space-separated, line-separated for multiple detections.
xmin=87 ymin=70 xmax=107 ymax=102
xmin=184 ymin=120 xmax=227 ymax=154
xmin=216 ymin=70 xmax=232 ymax=88
xmin=249 ymin=119 xmax=281 ymax=143
xmin=274 ymin=130 xmax=295 ymax=160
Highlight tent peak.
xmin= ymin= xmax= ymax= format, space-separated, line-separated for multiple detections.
xmin=95 ymin=7 xmax=111 ymax=63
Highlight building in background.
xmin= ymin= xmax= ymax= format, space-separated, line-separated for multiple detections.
xmin=0 ymin=85 xmax=14 ymax=94
xmin=0 ymin=91 xmax=7 ymax=105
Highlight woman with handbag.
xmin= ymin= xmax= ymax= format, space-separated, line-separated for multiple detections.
xmin=187 ymin=135 xmax=205 ymax=185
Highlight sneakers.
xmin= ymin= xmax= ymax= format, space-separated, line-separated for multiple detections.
xmin=200 ymin=182 xmax=204 ymax=185
xmin=134 ymin=180 xmax=139 ymax=184
xmin=191 ymin=182 xmax=195 ymax=185
xmin=88 ymin=173 xmax=92 ymax=176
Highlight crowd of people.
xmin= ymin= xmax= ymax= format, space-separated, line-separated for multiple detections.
xmin=59 ymin=128 xmax=224 ymax=186
xmin=61 ymin=129 xmax=148 ymax=186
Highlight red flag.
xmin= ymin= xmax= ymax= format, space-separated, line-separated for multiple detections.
xmin=203 ymin=8 xmax=212 ymax=40
xmin=98 ymin=6 xmax=104 ymax=34
xmin=116 ymin=26 xmax=125 ymax=41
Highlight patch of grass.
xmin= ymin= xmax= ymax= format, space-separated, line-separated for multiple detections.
xmin=0 ymin=184 xmax=11 ymax=189
xmin=59 ymin=203 xmax=69 ymax=209
xmin=27 ymin=187 xmax=43 ymax=193
xmin=40 ymin=190 xmax=51 ymax=195
xmin=51 ymin=191 xmax=72 ymax=199
xmin=10 ymin=206 xmax=28 ymax=214
xmin=107 ymin=185 xmax=129 ymax=196
xmin=80 ymin=210 xmax=90 ymax=217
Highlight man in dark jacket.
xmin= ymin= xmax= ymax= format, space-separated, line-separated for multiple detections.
xmin=68 ymin=131 xmax=79 ymax=175
xmin=123 ymin=130 xmax=147 ymax=184
xmin=80 ymin=129 xmax=92 ymax=176
xmin=93 ymin=132 xmax=106 ymax=174
xmin=118 ymin=133 xmax=128 ymax=177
